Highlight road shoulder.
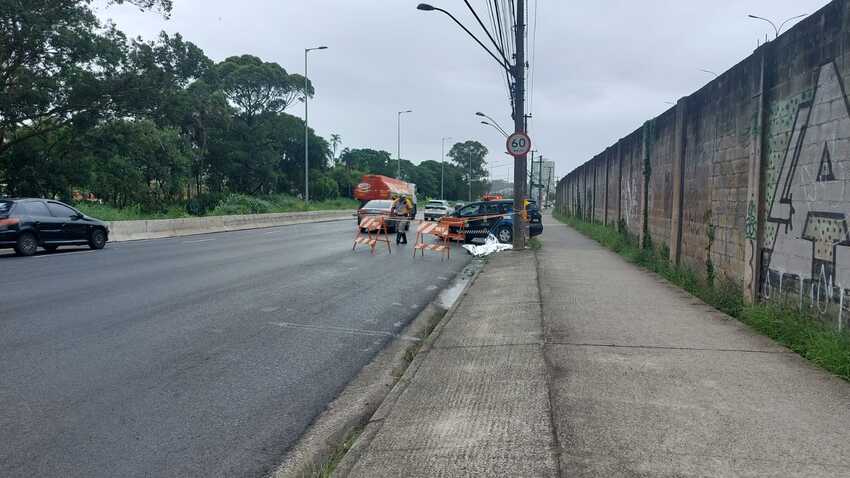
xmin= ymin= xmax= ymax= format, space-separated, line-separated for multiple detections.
xmin=273 ymin=259 xmax=483 ymax=478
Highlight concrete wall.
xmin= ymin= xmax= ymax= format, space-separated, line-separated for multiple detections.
xmin=108 ymin=210 xmax=354 ymax=242
xmin=555 ymin=0 xmax=850 ymax=328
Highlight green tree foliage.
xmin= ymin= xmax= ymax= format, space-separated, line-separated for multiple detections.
xmin=83 ymin=119 xmax=191 ymax=209
xmin=211 ymin=55 xmax=311 ymax=120
xmin=339 ymin=148 xmax=393 ymax=177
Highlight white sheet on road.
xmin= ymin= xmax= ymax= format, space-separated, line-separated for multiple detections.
xmin=463 ymin=234 xmax=513 ymax=257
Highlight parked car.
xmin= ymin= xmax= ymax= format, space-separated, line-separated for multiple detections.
xmin=441 ymin=199 xmax=542 ymax=244
xmin=0 ymin=198 xmax=109 ymax=256
xmin=423 ymin=200 xmax=453 ymax=221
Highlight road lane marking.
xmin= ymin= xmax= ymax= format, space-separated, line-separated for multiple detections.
xmin=260 ymin=306 xmax=280 ymax=313
xmin=182 ymin=238 xmax=216 ymax=244
xmin=269 ymin=321 xmax=420 ymax=342
xmin=33 ymin=250 xmax=98 ymax=259
xmin=426 ymin=285 xmax=439 ymax=291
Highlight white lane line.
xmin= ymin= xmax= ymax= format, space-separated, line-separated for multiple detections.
xmin=33 ymin=250 xmax=97 ymax=259
xmin=260 ymin=306 xmax=280 ymax=313
xmin=182 ymin=238 xmax=216 ymax=244
xmin=269 ymin=321 xmax=420 ymax=342
xmin=426 ymin=285 xmax=439 ymax=291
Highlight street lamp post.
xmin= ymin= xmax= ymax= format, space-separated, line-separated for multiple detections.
xmin=397 ymin=110 xmax=413 ymax=178
xmin=475 ymin=112 xmax=509 ymax=137
xmin=747 ymin=13 xmax=807 ymax=38
xmin=304 ymin=45 xmax=327 ymax=203
xmin=441 ymin=136 xmax=452 ymax=199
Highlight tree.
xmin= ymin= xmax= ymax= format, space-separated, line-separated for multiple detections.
xmin=211 ymin=55 xmax=311 ymax=121
xmin=447 ymin=140 xmax=489 ymax=180
xmin=0 ymin=0 xmax=174 ymax=157
xmin=330 ymin=133 xmax=342 ymax=163
xmin=83 ymin=119 xmax=191 ymax=208
xmin=339 ymin=148 xmax=393 ymax=177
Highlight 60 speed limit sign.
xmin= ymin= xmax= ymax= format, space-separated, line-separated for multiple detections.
xmin=506 ymin=132 xmax=532 ymax=157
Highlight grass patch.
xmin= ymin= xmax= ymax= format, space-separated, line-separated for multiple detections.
xmin=553 ymin=210 xmax=850 ymax=381
xmin=76 ymin=195 xmax=358 ymax=221
xmin=304 ymin=427 xmax=363 ymax=478
xmin=528 ymin=237 xmax=543 ymax=250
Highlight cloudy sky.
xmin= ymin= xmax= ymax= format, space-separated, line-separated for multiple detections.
xmin=95 ymin=0 xmax=829 ymax=182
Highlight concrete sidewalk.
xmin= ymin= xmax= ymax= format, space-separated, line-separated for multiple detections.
xmin=339 ymin=216 xmax=850 ymax=477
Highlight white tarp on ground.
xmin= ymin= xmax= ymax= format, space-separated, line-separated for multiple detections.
xmin=463 ymin=234 xmax=513 ymax=257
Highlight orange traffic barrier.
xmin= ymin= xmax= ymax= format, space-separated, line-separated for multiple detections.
xmin=412 ymin=221 xmax=452 ymax=260
xmin=437 ymin=217 xmax=468 ymax=243
xmin=353 ymin=215 xmax=392 ymax=255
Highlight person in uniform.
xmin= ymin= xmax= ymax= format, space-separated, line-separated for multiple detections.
xmin=392 ymin=196 xmax=413 ymax=244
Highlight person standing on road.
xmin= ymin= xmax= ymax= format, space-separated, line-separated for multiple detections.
xmin=392 ymin=196 xmax=413 ymax=245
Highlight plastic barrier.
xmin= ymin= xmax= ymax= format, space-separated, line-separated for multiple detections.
xmin=353 ymin=215 xmax=392 ymax=255
xmin=412 ymin=221 xmax=452 ymax=260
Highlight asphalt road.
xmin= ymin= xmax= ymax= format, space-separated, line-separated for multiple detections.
xmin=0 ymin=219 xmax=470 ymax=477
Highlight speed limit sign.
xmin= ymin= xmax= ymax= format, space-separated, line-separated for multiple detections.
xmin=506 ymin=132 xmax=532 ymax=157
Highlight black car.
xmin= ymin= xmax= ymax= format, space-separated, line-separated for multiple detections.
xmin=448 ymin=199 xmax=542 ymax=243
xmin=0 ymin=198 xmax=109 ymax=256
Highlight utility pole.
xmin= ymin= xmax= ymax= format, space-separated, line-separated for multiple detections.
xmin=528 ymin=150 xmax=536 ymax=202
xmin=441 ymin=137 xmax=451 ymax=200
xmin=538 ymin=155 xmax=544 ymax=205
xmin=512 ymin=0 xmax=527 ymax=249
xmin=545 ymin=166 xmax=553 ymax=207
xmin=468 ymin=151 xmax=473 ymax=202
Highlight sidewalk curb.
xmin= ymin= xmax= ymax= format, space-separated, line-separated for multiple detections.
xmin=272 ymin=258 xmax=485 ymax=478
xmin=329 ymin=258 xmax=486 ymax=478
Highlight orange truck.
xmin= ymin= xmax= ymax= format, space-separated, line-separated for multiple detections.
xmin=354 ymin=175 xmax=417 ymax=228
xmin=354 ymin=175 xmax=417 ymax=211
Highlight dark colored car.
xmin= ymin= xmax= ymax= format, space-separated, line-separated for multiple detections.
xmin=445 ymin=199 xmax=542 ymax=243
xmin=0 ymin=198 xmax=109 ymax=256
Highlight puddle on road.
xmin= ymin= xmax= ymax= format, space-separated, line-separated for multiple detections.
xmin=435 ymin=258 xmax=485 ymax=310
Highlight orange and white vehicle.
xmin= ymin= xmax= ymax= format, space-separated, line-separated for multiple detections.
xmin=354 ymin=175 xmax=417 ymax=230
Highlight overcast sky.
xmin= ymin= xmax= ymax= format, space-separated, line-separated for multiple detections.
xmin=95 ymin=0 xmax=829 ymax=182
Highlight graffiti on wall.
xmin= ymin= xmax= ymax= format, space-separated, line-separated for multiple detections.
xmin=762 ymin=61 xmax=850 ymax=319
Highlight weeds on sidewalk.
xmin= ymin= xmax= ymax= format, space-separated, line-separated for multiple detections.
xmin=528 ymin=237 xmax=543 ymax=250
xmin=553 ymin=211 xmax=850 ymax=381
xmin=304 ymin=427 xmax=363 ymax=478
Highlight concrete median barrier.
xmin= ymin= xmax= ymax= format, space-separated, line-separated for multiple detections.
xmin=108 ymin=210 xmax=354 ymax=242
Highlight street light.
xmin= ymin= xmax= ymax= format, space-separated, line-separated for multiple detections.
xmin=304 ymin=45 xmax=328 ymax=203
xmin=397 ymin=109 xmax=413 ymax=178
xmin=747 ymin=13 xmax=807 ymax=38
xmin=475 ymin=111 xmax=509 ymax=137
xmin=441 ymin=136 xmax=452 ymax=199
xmin=480 ymin=121 xmax=507 ymax=138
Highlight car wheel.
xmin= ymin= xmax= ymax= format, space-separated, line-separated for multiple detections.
xmin=88 ymin=228 xmax=107 ymax=250
xmin=44 ymin=245 xmax=59 ymax=253
xmin=497 ymin=226 xmax=513 ymax=244
xmin=15 ymin=232 xmax=38 ymax=257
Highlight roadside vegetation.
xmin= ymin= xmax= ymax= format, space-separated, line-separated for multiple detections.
xmin=0 ymin=1 xmax=493 ymax=217
xmin=76 ymin=195 xmax=359 ymax=221
xmin=553 ymin=211 xmax=850 ymax=381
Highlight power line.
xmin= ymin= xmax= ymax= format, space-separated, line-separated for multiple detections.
xmin=528 ymin=0 xmax=538 ymax=130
